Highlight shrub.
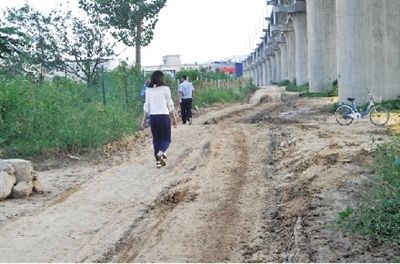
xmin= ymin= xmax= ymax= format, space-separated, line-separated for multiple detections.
xmin=337 ymin=137 xmax=400 ymax=244
xmin=194 ymin=82 xmax=255 ymax=107
xmin=0 ymin=71 xmax=142 ymax=157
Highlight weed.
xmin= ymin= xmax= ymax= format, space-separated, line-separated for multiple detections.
xmin=194 ymin=83 xmax=255 ymax=108
xmin=337 ymin=137 xmax=400 ymax=244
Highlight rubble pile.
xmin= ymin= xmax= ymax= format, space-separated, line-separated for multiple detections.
xmin=0 ymin=159 xmax=43 ymax=200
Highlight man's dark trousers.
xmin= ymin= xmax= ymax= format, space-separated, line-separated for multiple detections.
xmin=180 ymin=98 xmax=192 ymax=124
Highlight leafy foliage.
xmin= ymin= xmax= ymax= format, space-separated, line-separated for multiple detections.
xmin=4 ymin=4 xmax=62 ymax=81
xmin=0 ymin=25 xmax=29 ymax=60
xmin=54 ymin=12 xmax=116 ymax=89
xmin=79 ymin=0 xmax=167 ymax=68
xmin=194 ymin=80 xmax=255 ymax=107
xmin=2 ymin=4 xmax=116 ymax=88
xmin=280 ymin=79 xmax=338 ymax=98
xmin=337 ymin=137 xmax=400 ymax=244
xmin=0 ymin=67 xmax=143 ymax=157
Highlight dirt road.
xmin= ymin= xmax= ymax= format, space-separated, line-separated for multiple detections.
xmin=1 ymin=87 xmax=399 ymax=262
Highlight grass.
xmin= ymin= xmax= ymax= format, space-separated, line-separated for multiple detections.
xmin=0 ymin=74 xmax=142 ymax=157
xmin=278 ymin=79 xmax=338 ymax=98
xmin=194 ymin=83 xmax=255 ymax=108
xmin=337 ymin=136 xmax=400 ymax=244
xmin=0 ymin=72 xmax=254 ymax=157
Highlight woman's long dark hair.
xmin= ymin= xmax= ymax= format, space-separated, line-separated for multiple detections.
xmin=149 ymin=70 xmax=166 ymax=87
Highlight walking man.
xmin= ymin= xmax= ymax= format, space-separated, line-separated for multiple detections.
xmin=178 ymin=75 xmax=195 ymax=125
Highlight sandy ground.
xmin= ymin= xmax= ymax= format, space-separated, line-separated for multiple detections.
xmin=1 ymin=86 xmax=399 ymax=262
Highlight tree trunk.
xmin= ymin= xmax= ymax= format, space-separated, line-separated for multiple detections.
xmin=135 ymin=23 xmax=142 ymax=69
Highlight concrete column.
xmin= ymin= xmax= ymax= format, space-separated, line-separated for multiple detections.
xmin=262 ymin=62 xmax=268 ymax=86
xmin=372 ymin=0 xmax=400 ymax=101
xmin=284 ymin=30 xmax=296 ymax=83
xmin=253 ymin=66 xmax=258 ymax=86
xmin=261 ymin=60 xmax=267 ymax=86
xmin=274 ymin=49 xmax=282 ymax=82
xmin=256 ymin=63 xmax=261 ymax=86
xmin=250 ymin=67 xmax=256 ymax=85
xmin=307 ymin=0 xmax=337 ymax=92
xmin=270 ymin=55 xmax=277 ymax=83
xmin=266 ymin=58 xmax=272 ymax=85
xmin=260 ymin=63 xmax=265 ymax=86
xmin=257 ymin=63 xmax=263 ymax=86
xmin=292 ymin=13 xmax=308 ymax=85
xmin=336 ymin=0 xmax=369 ymax=102
xmin=278 ymin=42 xmax=289 ymax=81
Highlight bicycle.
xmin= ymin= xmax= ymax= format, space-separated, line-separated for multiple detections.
xmin=335 ymin=96 xmax=390 ymax=126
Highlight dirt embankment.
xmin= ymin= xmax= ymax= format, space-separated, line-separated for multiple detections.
xmin=0 ymin=87 xmax=399 ymax=262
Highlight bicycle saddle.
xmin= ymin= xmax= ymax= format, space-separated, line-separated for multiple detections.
xmin=347 ymin=97 xmax=355 ymax=102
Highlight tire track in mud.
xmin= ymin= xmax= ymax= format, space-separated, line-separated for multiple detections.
xmin=197 ymin=127 xmax=250 ymax=262
xmin=3 ymin=92 xmax=399 ymax=262
xmin=112 ymin=102 xmax=273 ymax=262
xmin=242 ymin=97 xmax=400 ymax=263
xmin=101 ymin=140 xmax=213 ymax=263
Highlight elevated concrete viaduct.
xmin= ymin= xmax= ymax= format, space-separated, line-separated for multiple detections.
xmin=244 ymin=0 xmax=400 ymax=103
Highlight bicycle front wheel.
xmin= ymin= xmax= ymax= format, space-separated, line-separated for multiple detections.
xmin=335 ymin=105 xmax=354 ymax=125
xmin=370 ymin=105 xmax=390 ymax=126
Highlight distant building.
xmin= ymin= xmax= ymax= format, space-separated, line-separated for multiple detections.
xmin=142 ymin=55 xmax=244 ymax=78
xmin=142 ymin=55 xmax=204 ymax=77
xmin=210 ymin=60 xmax=243 ymax=77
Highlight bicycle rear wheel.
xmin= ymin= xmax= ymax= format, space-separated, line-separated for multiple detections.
xmin=335 ymin=105 xmax=354 ymax=125
xmin=370 ymin=105 xmax=390 ymax=126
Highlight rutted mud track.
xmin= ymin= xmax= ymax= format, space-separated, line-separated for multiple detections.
xmin=1 ymin=88 xmax=399 ymax=262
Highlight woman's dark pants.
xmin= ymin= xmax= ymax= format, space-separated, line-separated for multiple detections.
xmin=149 ymin=114 xmax=171 ymax=160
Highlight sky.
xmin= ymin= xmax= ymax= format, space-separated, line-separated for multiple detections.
xmin=0 ymin=0 xmax=270 ymax=66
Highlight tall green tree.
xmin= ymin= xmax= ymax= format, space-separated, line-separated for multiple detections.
xmin=0 ymin=25 xmax=29 ymax=59
xmin=4 ymin=4 xmax=62 ymax=81
xmin=54 ymin=13 xmax=115 ymax=90
xmin=79 ymin=0 xmax=167 ymax=69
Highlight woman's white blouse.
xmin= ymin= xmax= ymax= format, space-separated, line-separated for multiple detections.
xmin=143 ymin=85 xmax=175 ymax=115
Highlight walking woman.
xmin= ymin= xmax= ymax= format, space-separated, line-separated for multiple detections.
xmin=141 ymin=70 xmax=178 ymax=168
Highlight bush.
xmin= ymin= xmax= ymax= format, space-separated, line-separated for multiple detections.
xmin=380 ymin=98 xmax=400 ymax=112
xmin=0 ymin=71 xmax=142 ymax=157
xmin=194 ymin=82 xmax=255 ymax=107
xmin=283 ymin=80 xmax=338 ymax=98
xmin=278 ymin=80 xmax=290 ymax=87
xmin=337 ymin=137 xmax=400 ymax=244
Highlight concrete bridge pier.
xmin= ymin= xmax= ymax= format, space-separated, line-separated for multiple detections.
xmin=274 ymin=48 xmax=282 ymax=83
xmin=266 ymin=58 xmax=272 ymax=85
xmin=257 ymin=61 xmax=263 ymax=86
xmin=270 ymin=54 xmax=277 ymax=83
xmin=292 ymin=12 xmax=308 ymax=85
xmin=307 ymin=0 xmax=337 ymax=92
xmin=336 ymin=0 xmax=369 ymax=102
xmin=368 ymin=0 xmax=400 ymax=101
xmin=251 ymin=66 xmax=257 ymax=85
xmin=277 ymin=37 xmax=289 ymax=81
xmin=258 ymin=62 xmax=264 ymax=86
xmin=262 ymin=61 xmax=268 ymax=86
xmin=283 ymin=28 xmax=296 ymax=83
xmin=261 ymin=62 xmax=265 ymax=86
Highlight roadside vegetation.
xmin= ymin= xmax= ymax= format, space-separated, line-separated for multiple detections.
xmin=278 ymin=79 xmax=338 ymax=98
xmin=194 ymin=84 xmax=255 ymax=107
xmin=0 ymin=65 xmax=143 ymax=157
xmin=1 ymin=65 xmax=249 ymax=158
xmin=276 ymin=80 xmax=400 ymax=244
xmin=174 ymin=68 xmax=255 ymax=108
xmin=337 ymin=135 xmax=400 ymax=244
xmin=0 ymin=2 xmax=253 ymax=158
